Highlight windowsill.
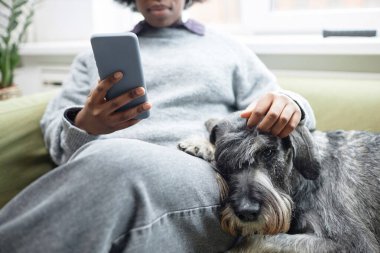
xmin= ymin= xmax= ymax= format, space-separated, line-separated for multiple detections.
xmin=19 ymin=35 xmax=380 ymax=56
xmin=19 ymin=41 xmax=91 ymax=56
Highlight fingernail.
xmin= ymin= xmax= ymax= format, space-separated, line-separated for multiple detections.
xmin=114 ymin=72 xmax=122 ymax=79
xmin=143 ymin=103 xmax=151 ymax=110
xmin=135 ymin=87 xmax=144 ymax=96
xmin=240 ymin=111 xmax=250 ymax=116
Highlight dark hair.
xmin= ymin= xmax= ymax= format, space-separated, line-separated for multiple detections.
xmin=114 ymin=0 xmax=207 ymax=10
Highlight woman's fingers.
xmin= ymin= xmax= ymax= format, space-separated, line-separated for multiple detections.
xmin=74 ymin=71 xmax=153 ymax=135
xmin=278 ymin=110 xmax=302 ymax=138
xmin=105 ymin=87 xmax=146 ymax=113
xmin=240 ymin=101 xmax=257 ymax=118
xmin=270 ymin=104 xmax=298 ymax=136
xmin=246 ymin=95 xmax=273 ymax=128
xmin=256 ymin=97 xmax=287 ymax=132
xmin=242 ymin=92 xmax=302 ymax=137
xmin=108 ymin=102 xmax=151 ymax=125
xmin=91 ymin=71 xmax=123 ymax=105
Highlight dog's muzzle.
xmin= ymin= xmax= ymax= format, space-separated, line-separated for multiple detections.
xmin=233 ymin=198 xmax=261 ymax=222
xmin=218 ymin=170 xmax=293 ymax=236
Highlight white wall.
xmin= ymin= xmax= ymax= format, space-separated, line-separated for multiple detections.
xmin=30 ymin=0 xmax=141 ymax=42
xmin=32 ymin=0 xmax=93 ymax=41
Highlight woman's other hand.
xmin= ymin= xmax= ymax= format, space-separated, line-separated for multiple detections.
xmin=74 ymin=71 xmax=152 ymax=135
xmin=240 ymin=92 xmax=302 ymax=138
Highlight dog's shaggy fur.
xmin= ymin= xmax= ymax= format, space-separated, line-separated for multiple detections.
xmin=178 ymin=113 xmax=380 ymax=253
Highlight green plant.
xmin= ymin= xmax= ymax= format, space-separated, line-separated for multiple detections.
xmin=0 ymin=0 xmax=35 ymax=88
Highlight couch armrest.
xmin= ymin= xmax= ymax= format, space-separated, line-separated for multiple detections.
xmin=0 ymin=91 xmax=57 ymax=208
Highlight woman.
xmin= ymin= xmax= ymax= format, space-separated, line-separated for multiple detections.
xmin=0 ymin=0 xmax=315 ymax=252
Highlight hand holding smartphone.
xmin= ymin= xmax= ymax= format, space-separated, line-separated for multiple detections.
xmin=91 ymin=32 xmax=150 ymax=119
xmin=74 ymin=33 xmax=151 ymax=135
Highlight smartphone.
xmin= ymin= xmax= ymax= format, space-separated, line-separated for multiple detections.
xmin=91 ymin=32 xmax=149 ymax=119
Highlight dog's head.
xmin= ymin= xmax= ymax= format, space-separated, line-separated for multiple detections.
xmin=206 ymin=113 xmax=321 ymax=236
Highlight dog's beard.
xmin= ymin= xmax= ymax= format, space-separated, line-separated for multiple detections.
xmin=218 ymin=171 xmax=293 ymax=236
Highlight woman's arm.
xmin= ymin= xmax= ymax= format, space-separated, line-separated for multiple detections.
xmin=40 ymin=52 xmax=98 ymax=165
xmin=40 ymin=52 xmax=151 ymax=165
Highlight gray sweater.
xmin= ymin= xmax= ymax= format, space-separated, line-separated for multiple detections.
xmin=41 ymin=27 xmax=316 ymax=165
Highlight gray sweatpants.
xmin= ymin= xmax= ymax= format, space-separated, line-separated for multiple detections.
xmin=0 ymin=139 xmax=236 ymax=253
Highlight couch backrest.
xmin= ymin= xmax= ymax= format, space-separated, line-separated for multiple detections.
xmin=279 ymin=74 xmax=380 ymax=132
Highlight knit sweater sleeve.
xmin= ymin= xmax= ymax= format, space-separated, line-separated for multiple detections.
xmin=231 ymin=42 xmax=316 ymax=130
xmin=40 ymin=52 xmax=98 ymax=165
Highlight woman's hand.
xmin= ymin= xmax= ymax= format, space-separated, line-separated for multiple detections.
xmin=240 ymin=92 xmax=302 ymax=138
xmin=74 ymin=71 xmax=152 ymax=135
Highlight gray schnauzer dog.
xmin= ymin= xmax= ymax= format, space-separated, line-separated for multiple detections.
xmin=177 ymin=113 xmax=380 ymax=253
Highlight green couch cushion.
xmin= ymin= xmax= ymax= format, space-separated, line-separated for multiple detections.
xmin=0 ymin=91 xmax=57 ymax=208
xmin=280 ymin=76 xmax=380 ymax=132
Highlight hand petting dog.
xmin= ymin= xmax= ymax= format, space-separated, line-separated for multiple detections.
xmin=240 ymin=91 xmax=302 ymax=138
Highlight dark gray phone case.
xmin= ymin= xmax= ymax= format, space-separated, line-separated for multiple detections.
xmin=91 ymin=32 xmax=149 ymax=119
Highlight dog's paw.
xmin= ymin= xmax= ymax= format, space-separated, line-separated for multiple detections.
xmin=177 ymin=136 xmax=215 ymax=162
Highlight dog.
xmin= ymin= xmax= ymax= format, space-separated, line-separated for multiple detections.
xmin=177 ymin=113 xmax=380 ymax=253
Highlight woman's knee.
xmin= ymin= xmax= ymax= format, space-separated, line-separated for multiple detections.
xmin=67 ymin=138 xmax=221 ymax=208
xmin=72 ymin=138 xmax=150 ymax=171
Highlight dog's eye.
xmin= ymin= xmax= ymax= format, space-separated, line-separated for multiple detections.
xmin=242 ymin=161 xmax=250 ymax=168
xmin=262 ymin=148 xmax=275 ymax=159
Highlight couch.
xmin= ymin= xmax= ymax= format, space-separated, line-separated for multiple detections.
xmin=1 ymin=75 xmax=380 ymax=209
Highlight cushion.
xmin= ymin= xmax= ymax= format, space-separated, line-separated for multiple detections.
xmin=0 ymin=91 xmax=57 ymax=208
xmin=279 ymin=75 xmax=380 ymax=132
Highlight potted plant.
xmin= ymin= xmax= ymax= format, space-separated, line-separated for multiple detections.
xmin=0 ymin=0 xmax=35 ymax=100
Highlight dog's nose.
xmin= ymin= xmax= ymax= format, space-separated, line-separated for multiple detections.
xmin=235 ymin=201 xmax=261 ymax=222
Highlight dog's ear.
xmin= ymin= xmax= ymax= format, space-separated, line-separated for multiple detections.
xmin=289 ymin=125 xmax=321 ymax=180
xmin=205 ymin=118 xmax=221 ymax=144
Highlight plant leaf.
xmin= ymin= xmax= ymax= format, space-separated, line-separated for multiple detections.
xmin=6 ymin=7 xmax=20 ymax=35
xmin=7 ymin=19 xmax=18 ymax=33
xmin=18 ymin=19 xmax=32 ymax=42
xmin=0 ymin=0 xmax=37 ymax=87
xmin=14 ymin=0 xmax=28 ymax=10
xmin=1 ymin=50 xmax=12 ymax=87
xmin=10 ymin=43 xmax=20 ymax=68
xmin=1 ymin=35 xmax=10 ymax=44
xmin=18 ymin=5 xmax=35 ymax=43
xmin=11 ymin=10 xmax=23 ymax=20
xmin=0 ymin=0 xmax=10 ymax=9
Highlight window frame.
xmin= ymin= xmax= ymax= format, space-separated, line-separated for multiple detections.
xmin=240 ymin=0 xmax=380 ymax=35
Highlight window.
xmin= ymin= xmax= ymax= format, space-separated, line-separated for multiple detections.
xmin=186 ymin=0 xmax=242 ymax=33
xmin=28 ymin=0 xmax=380 ymax=42
xmin=30 ymin=0 xmax=141 ymax=42
xmin=187 ymin=0 xmax=240 ymax=25
xmin=241 ymin=0 xmax=380 ymax=34
xmin=272 ymin=0 xmax=380 ymax=11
